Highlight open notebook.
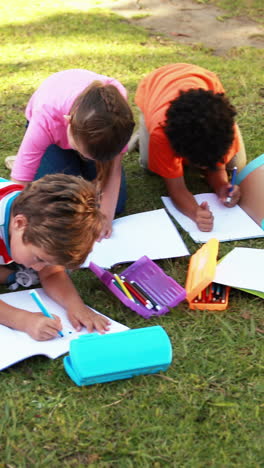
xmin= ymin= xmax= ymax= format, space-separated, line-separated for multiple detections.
xmin=214 ymin=247 xmax=264 ymax=298
xmin=0 ymin=288 xmax=128 ymax=371
xmin=82 ymin=208 xmax=189 ymax=269
xmin=162 ymin=193 xmax=264 ymax=243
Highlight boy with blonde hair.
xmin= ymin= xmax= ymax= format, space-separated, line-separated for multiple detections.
xmin=0 ymin=173 xmax=110 ymax=340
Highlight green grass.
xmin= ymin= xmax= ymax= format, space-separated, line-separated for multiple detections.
xmin=0 ymin=1 xmax=264 ymax=466
xmin=196 ymin=0 xmax=264 ymax=24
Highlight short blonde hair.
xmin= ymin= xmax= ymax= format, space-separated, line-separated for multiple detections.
xmin=12 ymin=174 xmax=104 ymax=268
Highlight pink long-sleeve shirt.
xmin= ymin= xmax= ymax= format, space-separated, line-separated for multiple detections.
xmin=11 ymin=69 xmax=128 ymax=181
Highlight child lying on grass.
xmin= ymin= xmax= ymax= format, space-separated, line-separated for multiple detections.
xmin=0 ymin=173 xmax=110 ymax=340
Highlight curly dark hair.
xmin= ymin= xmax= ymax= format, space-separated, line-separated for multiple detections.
xmin=164 ymin=88 xmax=237 ymax=169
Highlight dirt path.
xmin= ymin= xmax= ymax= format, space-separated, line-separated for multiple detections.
xmin=93 ymin=0 xmax=264 ymax=55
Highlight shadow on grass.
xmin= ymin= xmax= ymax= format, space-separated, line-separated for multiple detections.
xmin=0 ymin=8 xmax=185 ymax=157
xmin=0 ymin=9 xmax=184 ymax=85
xmin=0 ymin=10 xmax=144 ymax=45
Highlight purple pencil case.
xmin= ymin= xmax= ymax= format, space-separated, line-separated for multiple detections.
xmin=89 ymin=256 xmax=186 ymax=319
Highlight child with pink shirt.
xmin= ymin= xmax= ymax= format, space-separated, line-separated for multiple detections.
xmin=7 ymin=69 xmax=135 ymax=239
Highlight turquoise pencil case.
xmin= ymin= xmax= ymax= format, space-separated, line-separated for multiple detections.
xmin=63 ymin=326 xmax=172 ymax=386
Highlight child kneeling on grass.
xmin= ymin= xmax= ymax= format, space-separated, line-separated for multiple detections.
xmin=7 ymin=69 xmax=135 ymax=240
xmin=0 ymin=173 xmax=110 ymax=341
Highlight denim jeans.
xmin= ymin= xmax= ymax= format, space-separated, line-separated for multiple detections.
xmin=33 ymin=144 xmax=127 ymax=214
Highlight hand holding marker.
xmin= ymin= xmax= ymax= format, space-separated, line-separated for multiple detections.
xmin=226 ymin=166 xmax=237 ymax=203
xmin=30 ymin=289 xmax=64 ymax=337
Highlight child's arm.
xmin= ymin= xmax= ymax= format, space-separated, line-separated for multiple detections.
xmin=11 ymin=117 xmax=53 ymax=183
xmin=164 ymin=176 xmax=214 ymax=232
xmin=206 ymin=167 xmax=240 ymax=207
xmin=39 ymin=265 xmax=111 ymax=334
xmin=0 ymin=265 xmax=62 ymax=340
xmin=99 ymin=153 xmax=123 ymax=240
xmin=0 ymin=299 xmax=62 ymax=341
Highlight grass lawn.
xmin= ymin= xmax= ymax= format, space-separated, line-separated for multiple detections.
xmin=0 ymin=0 xmax=264 ymax=466
xmin=207 ymin=0 xmax=264 ymax=23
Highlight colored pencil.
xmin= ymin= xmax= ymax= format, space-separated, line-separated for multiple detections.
xmin=122 ymin=280 xmax=153 ymax=309
xmin=113 ymin=274 xmax=135 ymax=302
xmin=129 ymin=279 xmax=162 ymax=310
xmin=221 ymin=286 xmax=226 ymax=304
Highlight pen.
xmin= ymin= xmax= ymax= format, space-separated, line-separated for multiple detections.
xmin=226 ymin=166 xmax=237 ymax=203
xmin=30 ymin=289 xmax=64 ymax=337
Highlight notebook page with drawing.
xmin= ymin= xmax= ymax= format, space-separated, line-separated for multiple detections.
xmin=82 ymin=209 xmax=189 ymax=269
xmin=162 ymin=194 xmax=264 ymax=243
xmin=0 ymin=288 xmax=128 ymax=371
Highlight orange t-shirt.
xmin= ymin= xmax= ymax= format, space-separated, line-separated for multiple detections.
xmin=135 ymin=63 xmax=240 ymax=178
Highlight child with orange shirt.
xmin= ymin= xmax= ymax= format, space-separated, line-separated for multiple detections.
xmin=133 ymin=63 xmax=247 ymax=232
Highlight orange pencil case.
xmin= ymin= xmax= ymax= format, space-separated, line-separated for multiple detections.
xmin=185 ymin=238 xmax=230 ymax=311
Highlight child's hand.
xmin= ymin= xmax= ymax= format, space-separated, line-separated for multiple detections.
xmin=218 ymin=184 xmax=241 ymax=207
xmin=25 ymin=312 xmax=62 ymax=341
xmin=67 ymin=305 xmax=111 ymax=334
xmin=97 ymin=217 xmax=113 ymax=241
xmin=195 ymin=201 xmax=214 ymax=231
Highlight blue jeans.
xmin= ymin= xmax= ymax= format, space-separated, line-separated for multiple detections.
xmin=34 ymin=144 xmax=127 ymax=214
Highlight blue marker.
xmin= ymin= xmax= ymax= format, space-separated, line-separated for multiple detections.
xmin=30 ymin=289 xmax=64 ymax=337
xmin=226 ymin=166 xmax=237 ymax=203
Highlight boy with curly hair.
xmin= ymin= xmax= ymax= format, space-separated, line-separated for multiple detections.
xmin=134 ymin=63 xmax=247 ymax=231
xmin=0 ymin=174 xmax=110 ymax=340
